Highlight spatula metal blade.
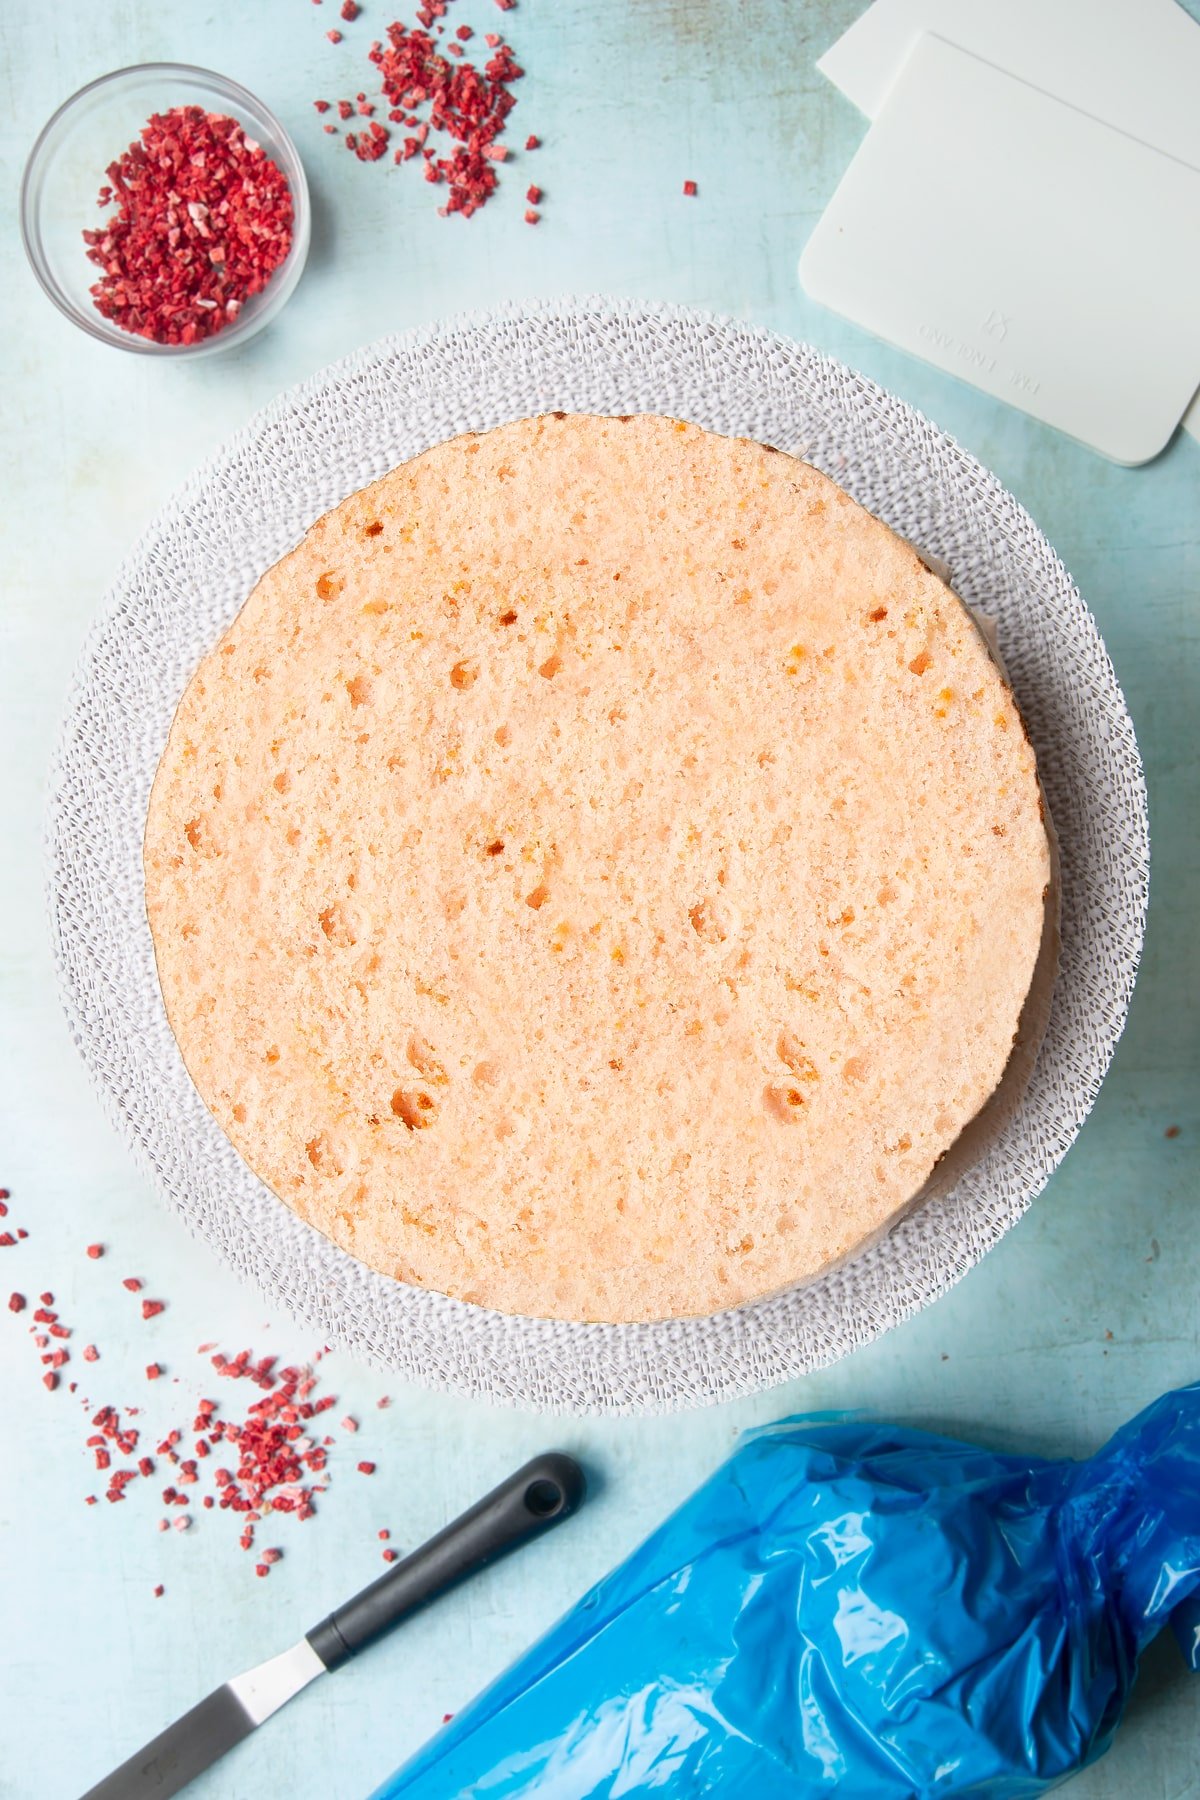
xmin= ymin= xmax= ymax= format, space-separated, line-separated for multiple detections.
xmin=78 ymin=1639 xmax=325 ymax=1799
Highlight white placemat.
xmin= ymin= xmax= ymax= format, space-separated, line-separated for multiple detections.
xmin=45 ymin=298 xmax=1148 ymax=1414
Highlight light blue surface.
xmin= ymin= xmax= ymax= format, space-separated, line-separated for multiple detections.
xmin=0 ymin=4 xmax=1196 ymax=1798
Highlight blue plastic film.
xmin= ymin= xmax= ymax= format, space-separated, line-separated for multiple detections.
xmin=374 ymin=1386 xmax=1200 ymax=1799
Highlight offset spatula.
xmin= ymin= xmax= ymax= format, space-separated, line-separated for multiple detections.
xmin=80 ymin=1451 xmax=585 ymax=1800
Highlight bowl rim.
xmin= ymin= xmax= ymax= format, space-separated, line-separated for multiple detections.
xmin=19 ymin=60 xmax=311 ymax=358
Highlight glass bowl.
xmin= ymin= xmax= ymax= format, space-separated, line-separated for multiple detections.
xmin=21 ymin=63 xmax=310 ymax=357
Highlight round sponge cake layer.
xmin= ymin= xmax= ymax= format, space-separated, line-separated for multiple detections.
xmin=144 ymin=414 xmax=1050 ymax=1323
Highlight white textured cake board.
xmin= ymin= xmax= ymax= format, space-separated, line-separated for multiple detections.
xmin=46 ymin=299 xmax=1148 ymax=1416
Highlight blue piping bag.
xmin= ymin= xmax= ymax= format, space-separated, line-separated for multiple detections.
xmin=374 ymin=1385 xmax=1200 ymax=1798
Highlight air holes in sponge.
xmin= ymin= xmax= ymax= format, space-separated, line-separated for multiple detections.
xmin=450 ymin=659 xmax=478 ymax=690
xmin=689 ymin=897 xmax=727 ymax=943
xmin=392 ymin=1087 xmax=437 ymax=1130
xmin=318 ymin=902 xmax=357 ymax=948
xmin=406 ymin=1034 xmax=446 ymax=1083
xmin=764 ymin=1083 xmax=806 ymax=1124
xmin=777 ymin=1032 xmax=819 ymax=1082
xmin=183 ymin=815 xmax=217 ymax=855
xmin=316 ymin=572 xmax=343 ymax=601
xmin=305 ymin=1133 xmax=345 ymax=1176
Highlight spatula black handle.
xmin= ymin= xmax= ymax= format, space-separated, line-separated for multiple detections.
xmin=305 ymin=1451 xmax=585 ymax=1670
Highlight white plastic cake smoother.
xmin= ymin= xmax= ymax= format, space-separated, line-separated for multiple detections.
xmin=800 ymin=33 xmax=1200 ymax=464
xmin=816 ymin=0 xmax=1200 ymax=446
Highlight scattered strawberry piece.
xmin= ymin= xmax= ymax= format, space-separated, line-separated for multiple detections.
xmin=122 ymin=1277 xmax=142 ymax=1293
xmin=83 ymin=1344 xmax=99 ymax=1362
xmin=141 ymin=1299 xmax=165 ymax=1320
xmin=525 ymin=133 xmax=539 ymax=149
xmin=357 ymin=1461 xmax=376 ymax=1475
xmin=341 ymin=0 xmax=360 ymax=16
xmin=314 ymin=100 xmax=331 ymax=112
xmin=525 ymin=184 xmax=540 ymax=204
xmin=40 ymin=1291 xmax=54 ymax=1305
xmin=174 ymin=1514 xmax=192 ymax=1532
xmin=327 ymin=28 xmax=343 ymax=42
xmin=43 ymin=1372 xmax=58 ymax=1391
xmin=524 ymin=207 xmax=539 ymax=223
xmin=376 ymin=1395 xmax=391 ymax=1410
xmin=341 ymin=1415 xmax=359 ymax=1432
xmin=255 ymin=1563 xmax=270 ymax=1577
xmin=0 ymin=1233 xmax=16 ymax=1248
xmin=379 ymin=1527 xmax=391 ymax=1540
xmin=153 ymin=1584 xmax=164 ymax=1597
xmin=382 ymin=1547 xmax=398 ymax=1562
xmin=7 ymin=1293 xmax=24 ymax=1313
xmin=682 ymin=179 xmax=697 ymax=196
xmin=318 ymin=16 xmax=529 ymax=220
xmin=86 ymin=1244 xmax=104 ymax=1259
xmin=146 ymin=1363 xmax=163 ymax=1381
